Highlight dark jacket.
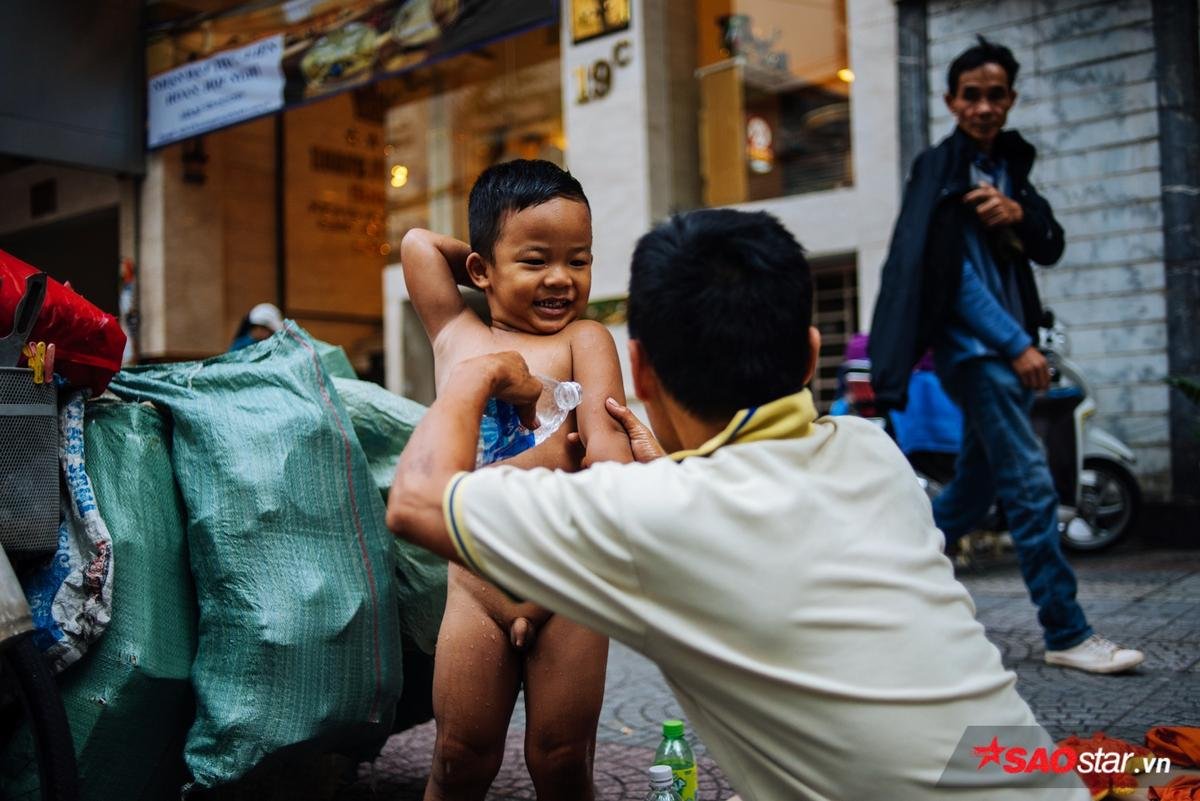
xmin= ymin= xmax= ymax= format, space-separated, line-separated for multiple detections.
xmin=868 ymin=127 xmax=1064 ymax=411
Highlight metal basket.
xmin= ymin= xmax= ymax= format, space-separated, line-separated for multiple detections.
xmin=0 ymin=367 xmax=58 ymax=553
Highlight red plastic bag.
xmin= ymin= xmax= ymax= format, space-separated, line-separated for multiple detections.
xmin=0 ymin=249 xmax=126 ymax=396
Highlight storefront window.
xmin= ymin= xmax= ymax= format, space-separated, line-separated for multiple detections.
xmin=275 ymin=22 xmax=560 ymax=379
xmin=810 ymin=255 xmax=859 ymax=412
xmin=695 ymin=0 xmax=851 ymax=206
xmin=382 ymin=25 xmax=563 ymax=250
xmin=380 ymin=23 xmax=562 ymax=400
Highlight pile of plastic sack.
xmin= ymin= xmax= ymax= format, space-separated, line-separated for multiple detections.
xmin=1 ymin=317 xmax=445 ymax=799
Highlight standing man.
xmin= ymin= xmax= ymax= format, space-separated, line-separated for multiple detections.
xmin=869 ymin=36 xmax=1142 ymax=674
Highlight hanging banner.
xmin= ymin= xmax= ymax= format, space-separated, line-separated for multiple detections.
xmin=145 ymin=0 xmax=556 ymax=148
xmin=148 ymin=35 xmax=285 ymax=148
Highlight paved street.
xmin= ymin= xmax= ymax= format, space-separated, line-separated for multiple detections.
xmin=342 ymin=544 xmax=1200 ymax=799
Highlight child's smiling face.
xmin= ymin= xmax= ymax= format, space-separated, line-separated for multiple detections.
xmin=473 ymin=197 xmax=593 ymax=335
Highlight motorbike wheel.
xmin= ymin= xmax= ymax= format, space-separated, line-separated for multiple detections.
xmin=1063 ymin=458 xmax=1142 ymax=552
xmin=0 ymin=633 xmax=78 ymax=801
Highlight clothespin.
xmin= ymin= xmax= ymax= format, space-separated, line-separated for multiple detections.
xmin=22 ymin=341 xmax=46 ymax=384
xmin=44 ymin=343 xmax=55 ymax=382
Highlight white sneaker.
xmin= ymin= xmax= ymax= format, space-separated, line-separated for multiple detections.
xmin=1045 ymin=635 xmax=1145 ymax=674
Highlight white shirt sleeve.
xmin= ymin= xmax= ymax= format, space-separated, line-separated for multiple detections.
xmin=442 ymin=462 xmax=649 ymax=646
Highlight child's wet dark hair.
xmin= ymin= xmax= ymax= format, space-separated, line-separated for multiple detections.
xmin=628 ymin=209 xmax=814 ymax=421
xmin=947 ymin=35 xmax=1020 ymax=94
xmin=468 ymin=159 xmax=590 ymax=261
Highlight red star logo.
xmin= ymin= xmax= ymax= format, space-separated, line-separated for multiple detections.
xmin=974 ymin=736 xmax=1005 ymax=769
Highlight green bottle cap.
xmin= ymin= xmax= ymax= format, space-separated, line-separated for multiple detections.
xmin=662 ymin=719 xmax=685 ymax=738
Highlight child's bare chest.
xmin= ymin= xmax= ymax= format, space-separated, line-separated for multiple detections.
xmin=434 ymin=326 xmax=572 ymax=393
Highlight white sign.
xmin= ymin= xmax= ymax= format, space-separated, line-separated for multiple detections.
xmin=148 ymin=35 xmax=285 ymax=148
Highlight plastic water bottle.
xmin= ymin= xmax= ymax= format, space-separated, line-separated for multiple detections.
xmin=654 ymin=719 xmax=697 ymax=801
xmin=645 ymin=764 xmax=683 ymax=801
xmin=476 ymin=375 xmax=582 ymax=466
xmin=531 ymin=375 xmax=582 ymax=445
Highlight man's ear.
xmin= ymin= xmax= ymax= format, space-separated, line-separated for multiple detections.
xmin=628 ymin=339 xmax=659 ymax=403
xmin=943 ymin=91 xmax=955 ymax=112
xmin=802 ymin=326 xmax=822 ymax=385
xmin=465 ymin=252 xmax=490 ymax=290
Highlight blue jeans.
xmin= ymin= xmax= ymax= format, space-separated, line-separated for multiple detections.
xmin=933 ymin=357 xmax=1092 ymax=651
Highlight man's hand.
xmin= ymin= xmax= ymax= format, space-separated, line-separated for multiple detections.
xmin=387 ymin=350 xmax=542 ymax=564
xmin=602 ymin=398 xmax=666 ymax=462
xmin=566 ymin=397 xmax=666 ymax=463
xmin=453 ymin=351 xmax=543 ymax=430
xmin=965 ymin=182 xmax=1024 ymax=228
xmin=1011 ymin=346 xmax=1051 ymax=391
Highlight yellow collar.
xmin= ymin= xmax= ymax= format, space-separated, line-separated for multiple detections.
xmin=670 ymin=389 xmax=818 ymax=461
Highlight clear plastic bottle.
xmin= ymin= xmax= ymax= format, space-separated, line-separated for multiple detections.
xmin=654 ymin=719 xmax=697 ymax=801
xmin=476 ymin=375 xmax=583 ymax=466
xmin=531 ymin=375 xmax=582 ymax=445
xmin=645 ymin=764 xmax=683 ymax=801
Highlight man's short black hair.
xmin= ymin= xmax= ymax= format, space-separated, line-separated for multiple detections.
xmin=627 ymin=209 xmax=813 ymax=421
xmin=468 ymin=159 xmax=589 ymax=261
xmin=947 ymin=35 xmax=1020 ymax=94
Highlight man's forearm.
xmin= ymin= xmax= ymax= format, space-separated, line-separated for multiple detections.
xmin=386 ymin=370 xmax=490 ymax=563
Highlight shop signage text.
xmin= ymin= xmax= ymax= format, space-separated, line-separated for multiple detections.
xmin=148 ymin=35 xmax=285 ymax=148
xmin=146 ymin=1 xmax=555 ymax=148
xmin=573 ymin=39 xmax=632 ymax=105
xmin=570 ymin=0 xmax=631 ymax=44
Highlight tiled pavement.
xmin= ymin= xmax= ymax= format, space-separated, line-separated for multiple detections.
xmin=341 ymin=545 xmax=1200 ymax=799
xmin=962 ymin=546 xmax=1200 ymax=743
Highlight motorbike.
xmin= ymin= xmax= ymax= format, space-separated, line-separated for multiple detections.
xmin=838 ymin=311 xmax=1141 ymax=552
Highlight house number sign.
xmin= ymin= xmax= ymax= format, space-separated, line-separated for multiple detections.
xmin=573 ymin=39 xmax=632 ymax=105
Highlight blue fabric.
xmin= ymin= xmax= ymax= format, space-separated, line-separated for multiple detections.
xmin=890 ymin=371 xmax=962 ymax=454
xmin=477 ymin=398 xmax=535 ymax=466
xmin=932 ymin=357 xmax=1092 ymax=651
xmin=229 ymin=334 xmax=257 ymax=351
xmin=936 ymin=159 xmax=1033 ymax=373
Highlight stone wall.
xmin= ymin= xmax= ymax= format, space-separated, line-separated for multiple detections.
xmin=925 ymin=0 xmax=1171 ymax=498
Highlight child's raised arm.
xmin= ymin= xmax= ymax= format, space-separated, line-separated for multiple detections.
xmin=400 ymin=229 xmax=477 ymax=342
xmin=569 ymin=320 xmax=635 ymax=467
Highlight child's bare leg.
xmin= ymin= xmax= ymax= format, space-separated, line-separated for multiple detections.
xmin=425 ymin=566 xmax=521 ymax=801
xmin=522 ymin=614 xmax=608 ymax=801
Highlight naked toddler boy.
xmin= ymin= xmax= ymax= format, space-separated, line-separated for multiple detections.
xmin=399 ymin=159 xmax=632 ymax=800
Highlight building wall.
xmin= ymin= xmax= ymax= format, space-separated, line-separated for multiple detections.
xmin=561 ymin=0 xmax=655 ymax=301
xmin=0 ymin=166 xmax=120 ymax=238
xmin=550 ymin=0 xmax=900 ymax=407
xmin=0 ymin=164 xmax=135 ymax=325
xmin=925 ymin=0 xmax=1171 ymax=498
xmin=710 ymin=0 xmax=900 ymax=331
xmin=140 ymin=121 xmax=277 ymax=358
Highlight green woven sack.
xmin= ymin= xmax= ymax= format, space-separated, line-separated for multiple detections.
xmin=70 ymin=401 xmax=196 ymax=799
xmin=0 ymin=402 xmax=197 ymax=800
xmin=108 ymin=325 xmax=402 ymax=788
xmin=331 ymin=377 xmax=445 ymax=655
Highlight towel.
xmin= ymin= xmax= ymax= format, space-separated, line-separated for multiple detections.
xmin=1148 ymin=727 xmax=1200 ymax=769
xmin=1148 ymin=776 xmax=1200 ymax=801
